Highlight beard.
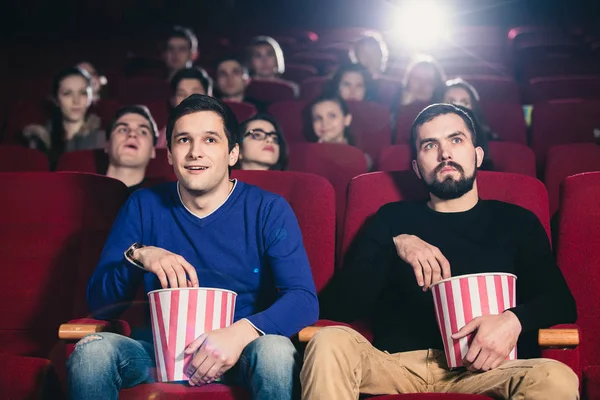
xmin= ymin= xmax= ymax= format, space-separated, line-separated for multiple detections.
xmin=421 ymin=160 xmax=477 ymax=200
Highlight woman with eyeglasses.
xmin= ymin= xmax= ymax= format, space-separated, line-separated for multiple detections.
xmin=237 ymin=113 xmax=288 ymax=171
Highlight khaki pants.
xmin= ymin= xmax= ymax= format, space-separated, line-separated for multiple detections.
xmin=301 ymin=326 xmax=579 ymax=400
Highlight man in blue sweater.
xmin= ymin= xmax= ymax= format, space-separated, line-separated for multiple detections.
xmin=67 ymin=94 xmax=319 ymax=400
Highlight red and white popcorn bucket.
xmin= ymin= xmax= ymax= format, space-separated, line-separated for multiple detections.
xmin=431 ymin=273 xmax=517 ymax=369
xmin=148 ymin=288 xmax=237 ymax=382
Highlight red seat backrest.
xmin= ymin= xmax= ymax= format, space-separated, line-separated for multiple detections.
xmin=378 ymin=143 xmax=536 ymax=177
xmin=267 ymin=100 xmax=307 ymax=143
xmin=479 ymin=102 xmax=527 ymax=144
xmin=461 ymin=76 xmax=521 ymax=104
xmin=143 ymin=100 xmax=170 ymax=130
xmin=556 ymin=172 xmax=600 ymax=369
xmin=374 ymin=76 xmax=403 ymax=105
xmin=300 ymin=76 xmax=328 ymax=101
xmin=0 ymin=145 xmax=49 ymax=172
xmin=342 ymin=171 xmax=550 ymax=257
xmin=346 ymin=101 xmax=392 ymax=164
xmin=531 ymin=100 xmax=600 ymax=173
xmin=528 ymin=75 xmax=600 ymax=103
xmin=114 ymin=77 xmax=171 ymax=104
xmin=0 ymin=172 xmax=129 ymax=357
xmin=4 ymin=100 xmax=51 ymax=144
xmin=245 ymin=79 xmax=299 ymax=104
xmin=545 ymin=143 xmax=600 ymax=216
xmin=230 ymin=170 xmax=335 ymax=292
xmin=282 ymin=64 xmax=318 ymax=85
xmin=223 ymin=101 xmax=258 ymax=122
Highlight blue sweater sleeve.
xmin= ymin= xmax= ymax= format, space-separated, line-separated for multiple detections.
xmin=86 ymin=195 xmax=146 ymax=319
xmin=245 ymin=197 xmax=319 ymax=336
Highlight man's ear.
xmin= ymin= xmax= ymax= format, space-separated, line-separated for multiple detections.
xmin=151 ymin=147 xmax=156 ymax=160
xmin=243 ymin=76 xmax=251 ymax=89
xmin=475 ymin=146 xmax=484 ymax=168
xmin=191 ymin=50 xmax=199 ymax=62
xmin=412 ymin=160 xmax=422 ymax=180
xmin=167 ymin=148 xmax=173 ymax=166
xmin=228 ymin=143 xmax=240 ymax=167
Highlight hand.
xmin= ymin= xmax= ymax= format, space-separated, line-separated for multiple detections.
xmin=393 ymin=234 xmax=451 ymax=290
xmin=184 ymin=320 xmax=260 ymax=386
xmin=451 ymin=311 xmax=522 ymax=372
xmin=134 ymin=246 xmax=199 ymax=289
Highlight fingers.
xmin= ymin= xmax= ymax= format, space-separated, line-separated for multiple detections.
xmin=178 ymin=256 xmax=199 ymax=287
xmin=452 ymin=318 xmax=480 ymax=340
xmin=189 ymin=358 xmax=214 ymax=386
xmin=463 ymin=338 xmax=481 ymax=365
xmin=185 ymin=334 xmax=207 ymax=355
xmin=432 ymin=247 xmax=451 ymax=279
xmin=412 ymin=259 xmax=425 ymax=287
xmin=198 ymin=360 xmax=223 ymax=385
xmin=154 ymin=268 xmax=169 ymax=289
xmin=420 ymin=260 xmax=432 ymax=290
xmin=470 ymin=349 xmax=490 ymax=372
xmin=480 ymin=353 xmax=497 ymax=372
xmin=490 ymin=357 xmax=504 ymax=371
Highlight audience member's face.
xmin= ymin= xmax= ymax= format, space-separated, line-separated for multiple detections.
xmin=217 ymin=60 xmax=248 ymax=98
xmin=240 ymin=119 xmax=280 ymax=170
xmin=406 ymin=64 xmax=438 ymax=103
xmin=166 ymin=37 xmax=192 ymax=73
xmin=443 ymin=87 xmax=472 ymax=110
xmin=172 ymin=78 xmax=206 ymax=108
xmin=77 ymin=62 xmax=101 ymax=99
xmin=339 ymin=71 xmax=366 ymax=101
xmin=57 ymin=75 xmax=91 ymax=123
xmin=311 ymin=101 xmax=351 ymax=143
xmin=107 ymin=113 xmax=155 ymax=168
xmin=355 ymin=42 xmax=383 ymax=76
xmin=168 ymin=111 xmax=238 ymax=193
xmin=413 ymin=113 xmax=483 ymax=200
xmin=250 ymin=44 xmax=278 ymax=79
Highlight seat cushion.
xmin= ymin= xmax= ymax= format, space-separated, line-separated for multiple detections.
xmin=120 ymin=383 xmax=250 ymax=399
xmin=584 ymin=365 xmax=600 ymax=400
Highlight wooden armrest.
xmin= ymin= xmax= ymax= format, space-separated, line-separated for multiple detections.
xmin=58 ymin=323 xmax=108 ymax=340
xmin=538 ymin=328 xmax=579 ymax=347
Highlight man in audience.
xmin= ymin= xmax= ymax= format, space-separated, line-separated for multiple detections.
xmin=215 ymin=56 xmax=251 ymax=103
xmin=300 ymin=103 xmax=578 ymax=400
xmin=164 ymin=26 xmax=199 ymax=80
xmin=67 ymin=95 xmax=318 ymax=400
xmin=104 ymin=105 xmax=157 ymax=192
xmin=170 ymin=66 xmax=214 ymax=107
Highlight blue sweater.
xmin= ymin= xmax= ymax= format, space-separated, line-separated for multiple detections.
xmin=87 ymin=180 xmax=319 ymax=337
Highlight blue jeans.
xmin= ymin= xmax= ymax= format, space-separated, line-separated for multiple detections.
xmin=67 ymin=332 xmax=300 ymax=400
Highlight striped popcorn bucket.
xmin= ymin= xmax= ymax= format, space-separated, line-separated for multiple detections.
xmin=148 ymin=288 xmax=237 ymax=382
xmin=431 ymin=273 xmax=517 ymax=369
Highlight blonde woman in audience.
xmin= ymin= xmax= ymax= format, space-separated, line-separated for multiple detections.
xmin=21 ymin=67 xmax=105 ymax=168
xmin=400 ymin=55 xmax=446 ymax=106
xmin=324 ymin=63 xmax=377 ymax=102
xmin=237 ymin=114 xmax=288 ymax=171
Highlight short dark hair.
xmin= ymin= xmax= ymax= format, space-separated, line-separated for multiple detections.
xmin=167 ymin=26 xmax=198 ymax=53
xmin=170 ymin=67 xmax=213 ymax=96
xmin=238 ymin=113 xmax=288 ymax=171
xmin=106 ymin=105 xmax=159 ymax=145
xmin=165 ymin=94 xmax=239 ymax=152
xmin=410 ymin=103 xmax=477 ymax=160
xmin=215 ymin=55 xmax=249 ymax=77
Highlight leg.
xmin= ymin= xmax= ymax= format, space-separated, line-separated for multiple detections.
xmin=437 ymin=358 xmax=579 ymax=400
xmin=227 ymin=335 xmax=300 ymax=400
xmin=300 ymin=326 xmax=428 ymax=400
xmin=67 ymin=332 xmax=155 ymax=400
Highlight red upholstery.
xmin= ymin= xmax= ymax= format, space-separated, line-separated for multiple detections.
xmin=3 ymin=100 xmax=50 ymax=144
xmin=544 ymin=143 xmax=600 ymax=216
xmin=375 ymin=76 xmax=404 ymax=105
xmin=0 ymin=145 xmax=49 ymax=171
xmin=300 ymin=76 xmax=328 ymax=101
xmin=120 ymin=383 xmax=251 ymax=400
xmin=56 ymin=148 xmax=175 ymax=179
xmin=531 ymin=100 xmax=600 ymax=173
xmin=223 ymin=101 xmax=258 ymax=122
xmin=282 ymin=63 xmax=319 ymax=84
xmin=378 ymin=143 xmax=536 ymax=177
xmin=268 ymin=100 xmax=307 ymax=143
xmin=245 ymin=79 xmax=299 ymax=104
xmin=556 ymin=173 xmax=600 ymax=382
xmin=0 ymin=172 xmax=129 ymax=358
xmin=231 ymin=170 xmax=336 ymax=292
xmin=528 ymin=75 xmax=600 ymax=103
xmin=114 ymin=77 xmax=171 ymax=103
xmin=395 ymin=102 xmax=527 ymax=144
xmin=459 ymin=76 xmax=521 ymax=104
xmin=287 ymin=143 xmax=368 ymax=249
xmin=0 ymin=354 xmax=62 ymax=399
xmin=90 ymin=99 xmax=122 ymax=131
xmin=584 ymin=366 xmax=600 ymax=400
xmin=289 ymin=51 xmax=339 ymax=74
xmin=145 ymin=100 xmax=171 ymax=130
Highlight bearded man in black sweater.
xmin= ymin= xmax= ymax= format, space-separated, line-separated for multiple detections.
xmin=300 ymin=104 xmax=578 ymax=400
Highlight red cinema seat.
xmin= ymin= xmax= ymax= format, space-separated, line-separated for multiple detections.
xmin=374 ymin=76 xmax=404 ymax=105
xmin=144 ymin=100 xmax=171 ymax=131
xmin=300 ymin=76 xmax=328 ymax=101
xmin=0 ymin=173 xmax=129 ymax=358
xmin=56 ymin=149 xmax=175 ymax=179
xmin=0 ymin=145 xmax=49 ymax=171
xmin=378 ymin=143 xmax=535 ymax=177
xmin=282 ymin=64 xmax=318 ymax=84
xmin=556 ymin=172 xmax=600 ymax=399
xmin=114 ymin=77 xmax=171 ymax=104
xmin=459 ymin=76 xmax=521 ymax=104
xmin=245 ymin=79 xmax=299 ymax=104
xmin=346 ymin=100 xmax=392 ymax=164
xmin=0 ymin=354 xmax=62 ymax=399
xmin=3 ymin=100 xmax=51 ymax=144
xmin=394 ymin=102 xmax=432 ymax=144
xmin=289 ymin=51 xmax=339 ymax=74
xmin=527 ymin=75 xmax=600 ymax=103
xmin=531 ymin=100 xmax=600 ymax=174
xmin=267 ymin=100 xmax=307 ymax=143
xmin=223 ymin=101 xmax=258 ymax=122
xmin=90 ymin=99 xmax=122 ymax=131
xmin=544 ymin=143 xmax=600 ymax=216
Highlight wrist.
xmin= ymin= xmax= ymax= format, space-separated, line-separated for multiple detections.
xmin=503 ymin=310 xmax=522 ymax=331
xmin=232 ymin=319 xmax=260 ymax=346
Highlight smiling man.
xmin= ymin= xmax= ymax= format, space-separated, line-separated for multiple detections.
xmin=67 ymin=95 xmax=318 ymax=400
xmin=104 ymin=105 xmax=157 ymax=192
xmin=300 ymin=103 xmax=578 ymax=400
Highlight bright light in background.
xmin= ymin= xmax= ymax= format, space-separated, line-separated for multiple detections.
xmin=391 ymin=0 xmax=452 ymax=50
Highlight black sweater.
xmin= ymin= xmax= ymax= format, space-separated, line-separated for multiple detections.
xmin=320 ymin=200 xmax=576 ymax=358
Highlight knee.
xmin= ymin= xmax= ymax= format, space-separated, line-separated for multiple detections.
xmin=242 ymin=335 xmax=298 ymax=376
xmin=305 ymin=326 xmax=362 ymax=358
xmin=67 ymin=332 xmax=121 ymax=372
xmin=528 ymin=360 xmax=579 ymax=398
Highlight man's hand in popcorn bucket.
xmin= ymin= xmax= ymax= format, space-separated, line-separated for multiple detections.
xmin=133 ymin=246 xmax=199 ymax=288
xmin=393 ymin=234 xmax=451 ymax=291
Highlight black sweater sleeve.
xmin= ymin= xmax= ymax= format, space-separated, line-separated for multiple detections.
xmin=319 ymin=206 xmax=395 ymax=323
xmin=509 ymin=209 xmax=577 ymax=333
